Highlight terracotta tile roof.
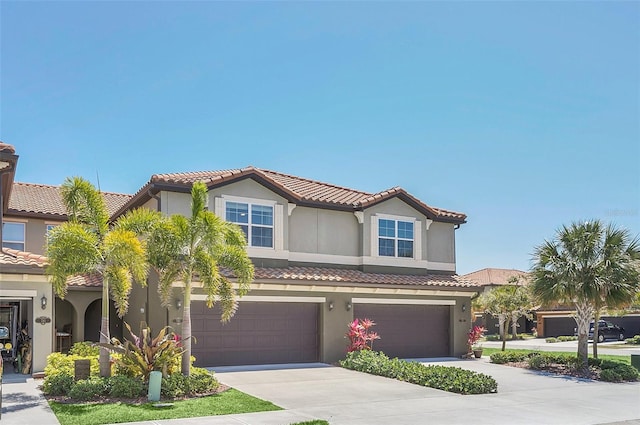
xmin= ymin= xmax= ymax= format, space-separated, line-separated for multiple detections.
xmin=462 ymin=268 xmax=529 ymax=287
xmin=67 ymin=274 xmax=102 ymax=287
xmin=245 ymin=266 xmax=477 ymax=288
xmin=0 ymin=248 xmax=47 ymax=268
xmin=0 ymin=142 xmax=16 ymax=154
xmin=7 ymin=182 xmax=132 ymax=218
xmin=66 ymin=267 xmax=476 ymax=289
xmin=120 ymin=166 xmax=466 ymax=223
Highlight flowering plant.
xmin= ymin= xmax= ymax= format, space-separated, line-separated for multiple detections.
xmin=346 ymin=318 xmax=380 ymax=352
xmin=467 ymin=325 xmax=486 ymax=351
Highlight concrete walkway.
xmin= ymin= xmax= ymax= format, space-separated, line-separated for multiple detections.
xmin=480 ymin=337 xmax=640 ymax=356
xmin=0 ymin=373 xmax=59 ymax=425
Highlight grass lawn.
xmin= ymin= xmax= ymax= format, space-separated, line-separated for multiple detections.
xmin=49 ymin=388 xmax=282 ymax=425
xmin=481 ymin=347 xmax=632 ymax=365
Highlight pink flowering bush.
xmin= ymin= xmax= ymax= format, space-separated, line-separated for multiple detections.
xmin=346 ymin=318 xmax=380 ymax=352
xmin=468 ymin=326 xmax=486 ymax=351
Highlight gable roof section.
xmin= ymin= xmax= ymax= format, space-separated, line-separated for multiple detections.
xmin=7 ymin=182 xmax=132 ymax=220
xmin=462 ymin=268 xmax=529 ymax=287
xmin=115 ymin=166 xmax=466 ymax=223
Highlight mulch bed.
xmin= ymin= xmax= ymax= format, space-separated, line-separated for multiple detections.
xmin=504 ymin=361 xmax=600 ymax=380
xmin=44 ymin=383 xmax=231 ymax=405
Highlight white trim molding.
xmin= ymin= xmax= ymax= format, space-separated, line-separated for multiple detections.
xmin=0 ymin=289 xmax=37 ymax=298
xmin=352 ymin=297 xmax=456 ymax=305
xmin=191 ymin=294 xmax=325 ymax=303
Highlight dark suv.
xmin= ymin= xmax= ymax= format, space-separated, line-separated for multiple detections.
xmin=589 ymin=320 xmax=625 ymax=342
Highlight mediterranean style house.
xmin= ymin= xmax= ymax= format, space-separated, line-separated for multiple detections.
xmin=1 ymin=142 xmax=479 ymax=372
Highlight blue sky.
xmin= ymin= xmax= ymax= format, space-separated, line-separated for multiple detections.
xmin=1 ymin=1 xmax=638 ymax=275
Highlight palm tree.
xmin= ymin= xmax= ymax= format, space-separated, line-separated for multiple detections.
xmin=477 ymin=283 xmax=532 ymax=351
xmin=531 ymin=220 xmax=640 ymax=369
xmin=120 ymin=181 xmax=254 ymax=375
xmin=46 ymin=177 xmax=148 ymax=377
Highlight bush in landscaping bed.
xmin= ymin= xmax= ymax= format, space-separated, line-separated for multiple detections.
xmin=68 ymin=341 xmax=100 ymax=357
xmin=545 ymin=337 xmax=558 ymax=343
xmin=68 ymin=378 xmax=109 ymax=400
xmin=108 ymin=375 xmax=145 ymax=398
xmin=42 ymin=373 xmax=74 ymax=396
xmin=557 ymin=336 xmax=578 ymax=342
xmin=44 ymin=352 xmax=99 ymax=379
xmin=600 ymin=364 xmax=639 ymax=382
xmin=489 ymin=351 xmax=528 ymax=364
xmin=161 ymin=367 xmax=218 ymax=398
xmin=340 ymin=350 xmax=497 ymax=395
xmin=625 ymin=335 xmax=640 ymax=345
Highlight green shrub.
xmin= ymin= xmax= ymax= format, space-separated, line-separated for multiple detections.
xmin=161 ymin=373 xmax=186 ymax=398
xmin=545 ymin=337 xmax=558 ymax=343
xmin=68 ymin=341 xmax=100 ymax=357
xmin=183 ymin=367 xmax=219 ymax=395
xmin=625 ymin=335 xmax=640 ymax=345
xmin=485 ymin=334 xmax=527 ymax=341
xmin=45 ymin=352 xmax=99 ymax=379
xmin=68 ymin=378 xmax=108 ymax=400
xmin=599 ymin=364 xmax=639 ymax=382
xmin=108 ymin=375 xmax=145 ymax=398
xmin=527 ymin=354 xmax=549 ymax=370
xmin=557 ymin=336 xmax=578 ymax=342
xmin=489 ymin=351 xmax=528 ymax=364
xmin=42 ymin=373 xmax=74 ymax=396
xmin=340 ymin=350 xmax=497 ymax=395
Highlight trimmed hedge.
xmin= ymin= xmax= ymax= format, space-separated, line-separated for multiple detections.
xmin=489 ymin=351 xmax=528 ymax=364
xmin=625 ymin=335 xmax=640 ymax=345
xmin=340 ymin=350 xmax=497 ymax=395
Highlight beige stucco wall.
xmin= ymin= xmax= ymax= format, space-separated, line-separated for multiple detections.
xmin=0 ymin=274 xmax=53 ymax=373
xmin=426 ymin=222 xmax=455 ymax=264
xmin=3 ymin=216 xmax=64 ymax=256
xmin=288 ymin=207 xmax=360 ymax=256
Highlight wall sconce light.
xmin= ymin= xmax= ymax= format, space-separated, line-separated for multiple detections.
xmin=346 ymin=301 xmax=352 ymax=311
xmin=41 ymin=295 xmax=47 ymax=310
xmin=175 ymin=299 xmax=183 ymax=309
xmin=328 ymin=301 xmax=334 ymax=311
xmin=461 ymin=303 xmax=467 ymax=312
xmin=140 ymin=306 xmax=145 ymax=314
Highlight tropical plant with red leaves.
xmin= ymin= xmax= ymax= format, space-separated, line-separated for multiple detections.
xmin=468 ymin=325 xmax=486 ymax=351
xmin=346 ymin=318 xmax=380 ymax=352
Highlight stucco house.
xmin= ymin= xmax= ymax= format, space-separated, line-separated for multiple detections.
xmin=1 ymin=142 xmax=480 ymax=372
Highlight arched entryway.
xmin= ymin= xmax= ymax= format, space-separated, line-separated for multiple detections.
xmin=84 ymin=299 xmax=123 ymax=342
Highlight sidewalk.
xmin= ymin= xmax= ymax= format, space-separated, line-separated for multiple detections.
xmin=0 ymin=373 xmax=59 ymax=425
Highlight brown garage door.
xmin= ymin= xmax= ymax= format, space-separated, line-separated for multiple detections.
xmin=190 ymin=301 xmax=319 ymax=366
xmin=353 ymin=304 xmax=450 ymax=358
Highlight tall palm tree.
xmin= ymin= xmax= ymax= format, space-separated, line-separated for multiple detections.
xmin=531 ymin=220 xmax=640 ymax=369
xmin=120 ymin=181 xmax=254 ymax=375
xmin=46 ymin=177 xmax=148 ymax=377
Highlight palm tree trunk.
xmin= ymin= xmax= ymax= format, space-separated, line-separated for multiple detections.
xmin=181 ymin=280 xmax=192 ymax=376
xmin=575 ymin=299 xmax=592 ymax=370
xmin=592 ymin=311 xmax=600 ymax=359
xmin=500 ymin=315 xmax=508 ymax=351
xmin=99 ymin=277 xmax=111 ymax=377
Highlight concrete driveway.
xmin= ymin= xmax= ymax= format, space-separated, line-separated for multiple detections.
xmin=214 ymin=359 xmax=640 ymax=425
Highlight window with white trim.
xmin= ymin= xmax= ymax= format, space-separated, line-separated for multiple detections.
xmin=378 ymin=218 xmax=414 ymax=258
xmin=225 ymin=201 xmax=274 ymax=248
xmin=2 ymin=222 xmax=25 ymax=251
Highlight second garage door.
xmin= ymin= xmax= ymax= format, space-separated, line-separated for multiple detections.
xmin=190 ymin=301 xmax=319 ymax=367
xmin=353 ymin=303 xmax=450 ymax=358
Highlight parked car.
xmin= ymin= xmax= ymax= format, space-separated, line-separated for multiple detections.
xmin=589 ymin=321 xmax=625 ymax=342
xmin=575 ymin=321 xmax=626 ymax=342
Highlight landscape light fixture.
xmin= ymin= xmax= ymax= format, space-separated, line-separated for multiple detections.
xmin=328 ymin=301 xmax=334 ymax=311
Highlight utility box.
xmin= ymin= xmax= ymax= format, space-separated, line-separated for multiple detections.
xmin=631 ymin=354 xmax=640 ymax=372
xmin=148 ymin=371 xmax=162 ymax=401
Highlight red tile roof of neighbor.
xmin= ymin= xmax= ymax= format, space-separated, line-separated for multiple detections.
xmin=7 ymin=182 xmax=132 ymax=218
xmin=64 ymin=266 xmax=477 ymax=289
xmin=0 ymin=248 xmax=47 ymax=268
xmin=118 ymin=166 xmax=466 ymax=223
xmin=462 ymin=268 xmax=529 ymax=286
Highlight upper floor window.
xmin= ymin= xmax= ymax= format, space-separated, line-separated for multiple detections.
xmin=2 ymin=222 xmax=25 ymax=251
xmin=378 ymin=218 xmax=414 ymax=258
xmin=225 ymin=201 xmax=274 ymax=248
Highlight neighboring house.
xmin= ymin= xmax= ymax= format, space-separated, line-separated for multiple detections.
xmin=463 ymin=268 xmax=533 ymax=336
xmin=1 ymin=142 xmax=480 ymax=372
xmin=0 ymin=142 xmax=132 ymax=372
